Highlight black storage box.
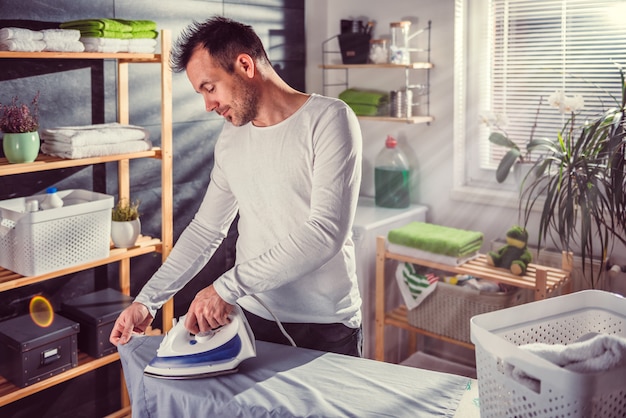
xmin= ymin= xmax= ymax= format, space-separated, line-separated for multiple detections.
xmin=0 ymin=314 xmax=79 ymax=388
xmin=61 ymin=288 xmax=133 ymax=358
xmin=338 ymin=33 xmax=371 ymax=64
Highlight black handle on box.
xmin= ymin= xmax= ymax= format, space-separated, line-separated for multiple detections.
xmin=40 ymin=346 xmax=61 ymax=366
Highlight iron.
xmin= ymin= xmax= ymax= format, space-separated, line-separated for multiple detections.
xmin=144 ymin=305 xmax=256 ymax=379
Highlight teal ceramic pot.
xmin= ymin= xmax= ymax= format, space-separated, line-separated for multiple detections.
xmin=2 ymin=131 xmax=40 ymax=163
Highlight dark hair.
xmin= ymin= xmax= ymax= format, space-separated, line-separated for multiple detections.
xmin=171 ymin=16 xmax=271 ymax=74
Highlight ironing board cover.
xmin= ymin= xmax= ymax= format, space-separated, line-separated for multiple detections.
xmin=118 ymin=336 xmax=476 ymax=417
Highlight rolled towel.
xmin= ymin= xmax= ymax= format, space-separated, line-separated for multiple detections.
xmin=388 ymin=222 xmax=484 ymax=258
xmin=41 ymin=139 xmax=152 ymax=159
xmin=44 ymin=40 xmax=85 ymax=52
xmin=41 ymin=123 xmax=149 ymax=146
xmin=0 ymin=27 xmax=43 ymax=41
xmin=0 ymin=39 xmax=46 ymax=52
xmin=41 ymin=29 xmax=81 ymax=42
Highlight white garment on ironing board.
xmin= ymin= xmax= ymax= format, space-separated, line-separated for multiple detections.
xmin=135 ymin=94 xmax=363 ymax=327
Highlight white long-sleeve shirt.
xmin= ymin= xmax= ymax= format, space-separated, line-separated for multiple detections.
xmin=135 ymin=94 xmax=363 ymax=327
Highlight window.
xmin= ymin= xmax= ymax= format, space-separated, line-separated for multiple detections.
xmin=453 ymin=0 xmax=626 ymax=203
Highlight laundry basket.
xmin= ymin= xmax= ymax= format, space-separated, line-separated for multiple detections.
xmin=0 ymin=189 xmax=113 ymax=276
xmin=470 ymin=290 xmax=626 ymax=418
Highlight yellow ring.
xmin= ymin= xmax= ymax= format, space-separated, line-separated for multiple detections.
xmin=29 ymin=295 xmax=54 ymax=328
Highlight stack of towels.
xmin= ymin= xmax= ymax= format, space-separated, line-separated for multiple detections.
xmin=338 ymin=88 xmax=388 ymax=116
xmin=0 ymin=27 xmax=84 ymax=52
xmin=41 ymin=123 xmax=152 ymax=159
xmin=388 ymin=222 xmax=484 ymax=266
xmin=60 ymin=19 xmax=158 ymax=53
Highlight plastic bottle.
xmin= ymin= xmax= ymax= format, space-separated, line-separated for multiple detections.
xmin=374 ymin=135 xmax=411 ymax=208
xmin=40 ymin=187 xmax=64 ymax=210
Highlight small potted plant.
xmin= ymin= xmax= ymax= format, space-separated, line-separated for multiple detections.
xmin=0 ymin=92 xmax=41 ymax=164
xmin=111 ymin=198 xmax=141 ymax=248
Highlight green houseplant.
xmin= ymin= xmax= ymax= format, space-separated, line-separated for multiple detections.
xmin=111 ymin=198 xmax=141 ymax=248
xmin=0 ymin=92 xmax=41 ymax=163
xmin=519 ymin=67 xmax=626 ymax=288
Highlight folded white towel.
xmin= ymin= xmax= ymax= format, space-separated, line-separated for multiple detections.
xmin=506 ymin=333 xmax=626 ymax=392
xmin=43 ymin=40 xmax=85 ymax=52
xmin=0 ymin=39 xmax=46 ymax=52
xmin=41 ymin=123 xmax=149 ymax=146
xmin=41 ymin=29 xmax=81 ymax=42
xmin=41 ymin=140 xmax=152 ymax=159
xmin=0 ymin=27 xmax=43 ymax=41
xmin=80 ymin=37 xmax=129 ymax=53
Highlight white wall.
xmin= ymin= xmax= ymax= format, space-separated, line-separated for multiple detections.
xmin=305 ymin=0 xmax=521 ymax=253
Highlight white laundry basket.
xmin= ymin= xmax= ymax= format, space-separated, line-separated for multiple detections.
xmin=0 ymin=189 xmax=113 ymax=276
xmin=470 ymin=290 xmax=626 ymax=418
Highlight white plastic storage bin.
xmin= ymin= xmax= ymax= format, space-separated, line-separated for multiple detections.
xmin=470 ymin=290 xmax=626 ymax=418
xmin=0 ymin=189 xmax=113 ymax=276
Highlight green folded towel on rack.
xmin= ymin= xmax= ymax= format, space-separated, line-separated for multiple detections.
xmin=61 ymin=18 xmax=132 ymax=33
xmin=344 ymin=103 xmax=379 ymax=116
xmin=339 ymin=88 xmax=388 ymax=107
xmin=79 ymin=30 xmax=133 ymax=39
xmin=116 ymin=19 xmax=157 ymax=32
xmin=388 ymin=222 xmax=484 ymax=258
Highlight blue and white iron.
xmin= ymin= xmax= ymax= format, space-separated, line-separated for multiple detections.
xmin=144 ymin=305 xmax=256 ymax=379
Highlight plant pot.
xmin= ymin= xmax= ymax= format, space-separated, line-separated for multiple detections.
xmin=111 ymin=218 xmax=141 ymax=248
xmin=2 ymin=131 xmax=40 ymax=163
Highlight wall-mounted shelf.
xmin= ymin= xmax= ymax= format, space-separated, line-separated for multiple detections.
xmin=321 ymin=21 xmax=433 ymax=125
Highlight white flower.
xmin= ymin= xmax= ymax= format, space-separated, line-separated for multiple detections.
xmin=548 ymin=90 xmax=584 ymax=114
xmin=480 ymin=112 xmax=508 ymax=128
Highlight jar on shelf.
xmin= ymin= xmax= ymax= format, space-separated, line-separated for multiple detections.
xmin=389 ymin=21 xmax=411 ymax=65
xmin=369 ymin=39 xmax=388 ymax=64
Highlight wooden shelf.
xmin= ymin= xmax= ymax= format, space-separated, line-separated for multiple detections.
xmin=0 ymin=51 xmax=162 ymax=62
xmin=0 ymin=148 xmax=162 ymax=176
xmin=319 ymin=62 xmax=434 ymax=70
xmin=0 ymin=351 xmax=120 ymax=407
xmin=0 ymin=235 xmax=162 ymax=292
xmin=374 ymin=236 xmax=572 ymax=362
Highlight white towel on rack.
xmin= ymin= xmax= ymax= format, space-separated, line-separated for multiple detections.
xmin=41 ymin=123 xmax=149 ymax=146
xmin=41 ymin=29 xmax=81 ymax=42
xmin=0 ymin=39 xmax=46 ymax=52
xmin=41 ymin=139 xmax=152 ymax=159
xmin=80 ymin=37 xmax=129 ymax=53
xmin=0 ymin=27 xmax=43 ymax=41
xmin=43 ymin=40 xmax=85 ymax=52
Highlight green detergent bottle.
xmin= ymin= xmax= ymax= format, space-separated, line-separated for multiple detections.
xmin=374 ymin=135 xmax=411 ymax=208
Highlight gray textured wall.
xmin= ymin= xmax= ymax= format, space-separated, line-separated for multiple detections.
xmin=0 ymin=1 xmax=304 ymax=416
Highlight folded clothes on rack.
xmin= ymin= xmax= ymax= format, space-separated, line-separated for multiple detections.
xmin=0 ymin=39 xmax=45 ymax=52
xmin=41 ymin=123 xmax=150 ymax=146
xmin=339 ymin=88 xmax=388 ymax=116
xmin=43 ymin=40 xmax=84 ymax=52
xmin=388 ymin=222 xmax=484 ymax=258
xmin=61 ymin=19 xmax=158 ymax=40
xmin=41 ymin=29 xmax=81 ymax=42
xmin=0 ymin=27 xmax=43 ymax=41
xmin=0 ymin=26 xmax=85 ymax=52
xmin=41 ymin=140 xmax=152 ymax=159
xmin=80 ymin=37 xmax=129 ymax=52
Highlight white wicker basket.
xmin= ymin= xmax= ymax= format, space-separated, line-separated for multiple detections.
xmin=0 ymin=189 xmax=113 ymax=276
xmin=407 ymin=281 xmax=530 ymax=343
xmin=470 ymin=290 xmax=626 ymax=418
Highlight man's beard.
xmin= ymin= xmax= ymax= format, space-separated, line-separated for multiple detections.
xmin=228 ymin=73 xmax=259 ymax=126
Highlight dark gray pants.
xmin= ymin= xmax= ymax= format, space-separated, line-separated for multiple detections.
xmin=243 ymin=309 xmax=362 ymax=357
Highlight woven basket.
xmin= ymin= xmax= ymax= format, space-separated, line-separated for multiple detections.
xmin=407 ymin=281 xmax=530 ymax=343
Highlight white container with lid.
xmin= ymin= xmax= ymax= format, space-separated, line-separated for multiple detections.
xmin=369 ymin=39 xmax=389 ymax=64
xmin=389 ymin=21 xmax=411 ymax=65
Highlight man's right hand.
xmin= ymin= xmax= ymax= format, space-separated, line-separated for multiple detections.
xmin=109 ymin=302 xmax=153 ymax=346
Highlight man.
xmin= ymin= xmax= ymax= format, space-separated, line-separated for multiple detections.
xmin=109 ymin=16 xmax=363 ymax=356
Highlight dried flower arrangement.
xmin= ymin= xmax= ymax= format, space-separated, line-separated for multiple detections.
xmin=0 ymin=92 xmax=40 ymax=133
xmin=112 ymin=198 xmax=141 ymax=221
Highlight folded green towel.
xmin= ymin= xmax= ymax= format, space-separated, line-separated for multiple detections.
xmin=345 ymin=103 xmax=379 ymax=116
xmin=61 ymin=18 xmax=132 ymax=33
xmin=388 ymin=222 xmax=484 ymax=258
xmin=116 ymin=19 xmax=157 ymax=32
xmin=339 ymin=88 xmax=388 ymax=107
xmin=130 ymin=30 xmax=158 ymax=39
xmin=79 ymin=30 xmax=133 ymax=39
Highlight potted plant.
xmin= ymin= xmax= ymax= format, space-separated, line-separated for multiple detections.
xmin=0 ymin=92 xmax=41 ymax=164
xmin=111 ymin=198 xmax=141 ymax=248
xmin=519 ymin=67 xmax=626 ymax=289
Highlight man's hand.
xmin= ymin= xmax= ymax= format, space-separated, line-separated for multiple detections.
xmin=184 ymin=284 xmax=233 ymax=334
xmin=109 ymin=302 xmax=153 ymax=346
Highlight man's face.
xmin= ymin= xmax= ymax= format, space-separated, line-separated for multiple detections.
xmin=186 ymin=47 xmax=259 ymax=127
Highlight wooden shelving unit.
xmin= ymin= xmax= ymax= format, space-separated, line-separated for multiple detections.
xmin=374 ymin=236 xmax=572 ymax=361
xmin=0 ymin=30 xmax=173 ymax=414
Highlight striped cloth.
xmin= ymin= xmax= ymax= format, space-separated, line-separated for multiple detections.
xmin=395 ymin=262 xmax=439 ymax=310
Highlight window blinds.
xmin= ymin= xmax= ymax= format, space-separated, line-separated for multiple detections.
xmin=483 ymin=0 xmax=626 ymax=168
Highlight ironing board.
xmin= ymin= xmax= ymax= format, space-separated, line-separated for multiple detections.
xmin=118 ymin=336 xmax=480 ymax=417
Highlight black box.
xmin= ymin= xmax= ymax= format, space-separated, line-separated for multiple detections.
xmin=0 ymin=314 xmax=79 ymax=388
xmin=338 ymin=33 xmax=371 ymax=64
xmin=61 ymin=288 xmax=133 ymax=358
